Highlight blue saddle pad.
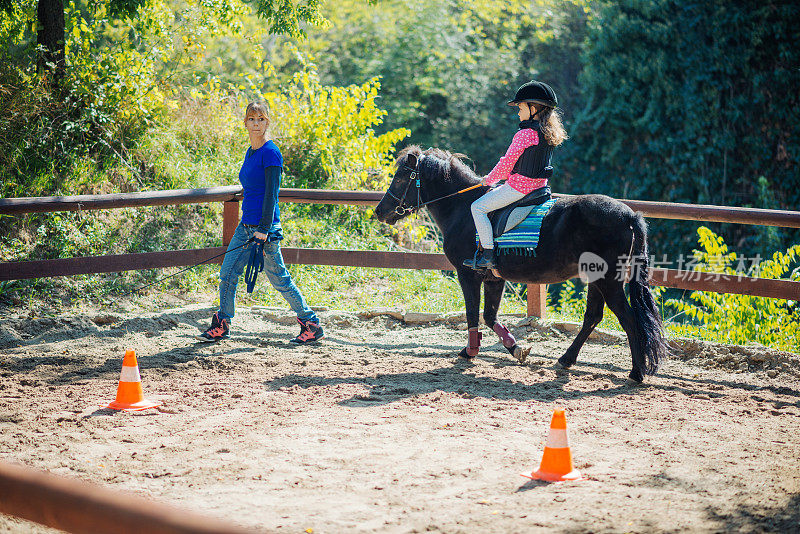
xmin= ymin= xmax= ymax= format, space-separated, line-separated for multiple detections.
xmin=477 ymin=198 xmax=556 ymax=256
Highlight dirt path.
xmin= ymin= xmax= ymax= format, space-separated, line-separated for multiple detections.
xmin=1 ymin=304 xmax=799 ymax=533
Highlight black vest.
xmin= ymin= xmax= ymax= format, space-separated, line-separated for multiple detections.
xmin=511 ymin=120 xmax=553 ymax=179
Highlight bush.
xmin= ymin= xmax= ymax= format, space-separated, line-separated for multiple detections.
xmin=262 ymin=53 xmax=409 ymax=191
xmin=667 ymin=227 xmax=800 ymax=352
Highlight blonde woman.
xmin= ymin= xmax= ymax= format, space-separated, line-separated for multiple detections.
xmin=198 ymin=102 xmax=323 ymax=343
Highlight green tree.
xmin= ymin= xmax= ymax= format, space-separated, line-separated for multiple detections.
xmin=0 ymin=0 xmax=376 ymax=196
xmin=3 ymin=0 xmax=333 ymax=82
xmin=563 ymin=0 xmax=800 ymax=254
xmin=275 ymin=0 xmax=591 ymax=173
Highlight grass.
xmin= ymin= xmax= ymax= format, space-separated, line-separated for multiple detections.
xmin=215 ymin=265 xmax=526 ymax=315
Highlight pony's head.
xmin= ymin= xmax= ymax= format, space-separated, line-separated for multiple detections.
xmin=375 ymin=146 xmax=424 ymax=224
xmin=375 ymin=145 xmax=478 ymax=224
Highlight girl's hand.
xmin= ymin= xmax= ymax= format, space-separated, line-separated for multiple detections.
xmin=481 ymin=176 xmax=491 ymax=186
xmin=254 ymin=231 xmax=268 ymax=242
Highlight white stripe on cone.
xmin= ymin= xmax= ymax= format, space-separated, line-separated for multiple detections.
xmin=119 ymin=366 xmax=141 ymax=383
xmin=545 ymin=428 xmax=569 ymax=448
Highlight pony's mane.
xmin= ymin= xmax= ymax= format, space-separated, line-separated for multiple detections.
xmin=396 ymin=145 xmax=479 ymax=183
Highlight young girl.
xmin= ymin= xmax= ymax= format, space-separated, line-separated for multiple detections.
xmin=464 ymin=80 xmax=568 ymax=270
xmin=198 ymin=102 xmax=324 ymax=343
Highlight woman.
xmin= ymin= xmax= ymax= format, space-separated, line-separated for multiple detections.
xmin=197 ymin=102 xmax=323 ymax=344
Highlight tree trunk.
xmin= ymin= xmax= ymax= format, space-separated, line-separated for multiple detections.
xmin=37 ymin=0 xmax=65 ymax=82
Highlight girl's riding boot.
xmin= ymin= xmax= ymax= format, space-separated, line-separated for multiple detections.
xmin=474 ymin=248 xmax=496 ymax=269
xmin=462 ymin=250 xmax=479 ymax=269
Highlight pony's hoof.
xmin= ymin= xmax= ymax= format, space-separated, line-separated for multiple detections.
xmin=511 ymin=345 xmax=530 ymax=363
xmin=626 ymin=370 xmax=645 ymax=385
xmin=554 ymin=360 xmax=572 ymax=370
xmin=458 ymin=347 xmax=475 ymax=359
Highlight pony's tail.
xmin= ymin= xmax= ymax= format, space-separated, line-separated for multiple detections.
xmin=628 ymin=213 xmax=668 ymax=375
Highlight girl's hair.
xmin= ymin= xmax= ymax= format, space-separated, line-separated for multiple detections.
xmin=536 ymin=106 xmax=568 ymax=146
xmin=245 ymin=101 xmax=270 ymax=123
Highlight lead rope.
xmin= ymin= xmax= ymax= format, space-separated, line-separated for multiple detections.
xmin=244 ymin=239 xmax=265 ymax=293
xmin=117 ymin=238 xmax=254 ymax=299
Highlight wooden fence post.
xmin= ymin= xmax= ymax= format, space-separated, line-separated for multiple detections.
xmin=527 ymin=283 xmax=547 ymax=319
xmin=222 ymin=200 xmax=239 ymax=246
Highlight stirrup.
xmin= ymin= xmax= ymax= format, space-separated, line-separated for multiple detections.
xmin=463 ymin=249 xmax=481 ymax=269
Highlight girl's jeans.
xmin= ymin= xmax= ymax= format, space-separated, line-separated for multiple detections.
xmin=217 ymin=222 xmax=318 ymax=324
xmin=471 ymin=183 xmax=526 ymax=249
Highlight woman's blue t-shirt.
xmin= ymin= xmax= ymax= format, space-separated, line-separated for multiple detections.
xmin=239 ymin=140 xmax=282 ymax=229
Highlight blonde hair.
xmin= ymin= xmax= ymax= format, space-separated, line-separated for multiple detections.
xmin=536 ymin=106 xmax=568 ymax=146
xmin=244 ymin=102 xmax=270 ymax=124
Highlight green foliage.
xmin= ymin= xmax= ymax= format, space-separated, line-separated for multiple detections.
xmin=277 ymin=0 xmax=590 ymax=174
xmin=253 ymin=0 xmax=329 ymax=38
xmin=35 ymin=213 xmax=106 ymax=259
xmin=553 ymin=279 xmax=587 ymax=317
xmin=564 ymin=0 xmax=800 ymax=255
xmin=132 ymin=94 xmax=245 ymax=190
xmin=0 ymin=0 xmax=345 ymax=197
xmin=667 ymin=227 xmax=800 ymax=351
xmin=261 ymin=54 xmax=409 ymax=190
xmin=0 ymin=1 xmax=170 ymax=196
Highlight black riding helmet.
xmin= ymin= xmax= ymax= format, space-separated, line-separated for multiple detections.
xmin=507 ymin=80 xmax=558 ymax=109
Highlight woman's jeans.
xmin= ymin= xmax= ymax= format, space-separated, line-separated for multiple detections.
xmin=471 ymin=183 xmax=526 ymax=249
xmin=217 ymin=223 xmax=318 ymax=324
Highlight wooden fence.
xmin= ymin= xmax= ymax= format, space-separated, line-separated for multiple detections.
xmin=1 ymin=186 xmax=799 ymax=317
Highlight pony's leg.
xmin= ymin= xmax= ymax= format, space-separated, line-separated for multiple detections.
xmin=457 ymin=268 xmax=482 ymax=359
xmin=482 ymin=278 xmax=504 ymax=328
xmin=600 ymin=280 xmax=646 ymax=383
xmin=557 ymin=284 xmax=605 ymax=369
xmin=483 ymin=279 xmax=527 ymax=362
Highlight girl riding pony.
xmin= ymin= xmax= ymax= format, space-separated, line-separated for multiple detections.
xmin=464 ymin=80 xmax=568 ymax=270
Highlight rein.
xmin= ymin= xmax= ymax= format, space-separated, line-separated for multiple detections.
xmin=386 ymin=155 xmax=483 ymax=215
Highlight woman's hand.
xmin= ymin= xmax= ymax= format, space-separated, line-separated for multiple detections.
xmin=254 ymin=231 xmax=268 ymax=242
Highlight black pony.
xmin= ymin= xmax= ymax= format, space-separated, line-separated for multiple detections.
xmin=374 ymin=146 xmax=668 ymax=383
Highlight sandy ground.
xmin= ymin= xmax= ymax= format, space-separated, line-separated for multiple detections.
xmin=1 ymin=303 xmax=799 ymax=533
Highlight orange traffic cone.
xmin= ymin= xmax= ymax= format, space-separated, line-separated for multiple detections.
xmin=521 ymin=408 xmax=583 ymax=482
xmin=107 ymin=349 xmax=161 ymax=411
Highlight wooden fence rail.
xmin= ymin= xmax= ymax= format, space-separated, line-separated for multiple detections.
xmin=2 ymin=187 xmax=800 ymax=227
xmin=0 ymin=461 xmax=258 ymax=534
xmin=1 ymin=188 xmax=799 ymax=313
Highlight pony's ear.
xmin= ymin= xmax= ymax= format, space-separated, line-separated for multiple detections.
xmin=406 ymin=153 xmax=418 ymax=169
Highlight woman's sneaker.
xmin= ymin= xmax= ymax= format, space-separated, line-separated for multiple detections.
xmin=290 ymin=318 xmax=324 ymax=344
xmin=196 ymin=312 xmax=230 ymax=342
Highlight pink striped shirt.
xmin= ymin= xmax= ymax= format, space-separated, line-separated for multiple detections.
xmin=484 ymin=129 xmax=548 ymax=194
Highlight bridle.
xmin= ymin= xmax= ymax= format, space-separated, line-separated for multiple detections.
xmin=384 ymin=154 xmax=483 ymax=215
xmin=385 ymin=156 xmax=424 ymax=215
